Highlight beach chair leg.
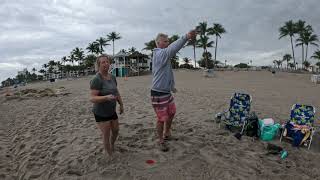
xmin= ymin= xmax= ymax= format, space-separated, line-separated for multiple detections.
xmin=280 ymin=126 xmax=285 ymax=142
xmin=308 ymin=130 xmax=314 ymax=150
xmin=308 ymin=140 xmax=312 ymax=150
xmin=240 ymin=122 xmax=246 ymax=134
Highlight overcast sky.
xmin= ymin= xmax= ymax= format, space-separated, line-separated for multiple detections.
xmin=1 ymin=0 xmax=320 ymax=82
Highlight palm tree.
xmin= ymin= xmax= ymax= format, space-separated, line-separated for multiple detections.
xmin=183 ymin=57 xmax=190 ymax=65
xmin=311 ymin=49 xmax=320 ymax=60
xmin=95 ymin=37 xmax=109 ymax=54
xmin=297 ymin=25 xmax=319 ymax=60
xmin=311 ymin=50 xmax=320 ymax=71
xmin=72 ymin=47 xmax=85 ymax=66
xmin=169 ymin=35 xmax=179 ymax=43
xmin=61 ymin=56 xmax=68 ymax=66
xmin=128 ymin=47 xmax=136 ymax=54
xmin=38 ymin=69 xmax=46 ymax=76
xmin=84 ymin=54 xmax=96 ymax=69
xmin=42 ymin=63 xmax=48 ymax=70
xmin=32 ymin=67 xmax=36 ymax=74
xmin=143 ymin=40 xmax=157 ymax=56
xmin=87 ymin=42 xmax=100 ymax=55
xmin=42 ymin=63 xmax=48 ymax=79
xmin=304 ymin=33 xmax=319 ymax=62
xmin=69 ymin=54 xmax=75 ymax=66
xmin=207 ymin=23 xmax=226 ymax=61
xmin=283 ymin=54 xmax=292 ymax=69
xmin=316 ymin=62 xmax=320 ymax=70
xmin=279 ymin=20 xmax=297 ymax=67
xmin=199 ymin=51 xmax=213 ymax=68
xmin=47 ymin=60 xmax=56 ymax=75
xmin=171 ymin=55 xmax=179 ymax=69
xmin=295 ymin=25 xmax=319 ymax=63
xmin=181 ymin=57 xmax=191 ymax=69
xmin=119 ymin=49 xmax=127 ymax=53
xmin=197 ymin=22 xmax=209 ymax=37
xmin=196 ymin=22 xmax=214 ymax=68
xmin=64 ymin=65 xmax=73 ymax=78
xmin=288 ymin=62 xmax=295 ymax=70
xmin=303 ymin=61 xmax=311 ymax=70
xmin=107 ymin=32 xmax=121 ymax=56
xmin=295 ymin=20 xmax=309 ymax=67
xmin=186 ymin=37 xmax=198 ymax=68
xmin=197 ymin=35 xmax=214 ymax=68
xmin=273 ymin=60 xmax=282 ymax=69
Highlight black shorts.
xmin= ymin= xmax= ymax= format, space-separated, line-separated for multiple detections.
xmin=94 ymin=112 xmax=118 ymax=122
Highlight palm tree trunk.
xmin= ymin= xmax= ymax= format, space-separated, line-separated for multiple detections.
xmin=204 ymin=49 xmax=208 ymax=69
xmin=290 ymin=36 xmax=296 ymax=69
xmin=301 ymin=44 xmax=304 ymax=69
xmin=113 ymin=40 xmax=115 ymax=56
xmin=305 ymin=44 xmax=309 ymax=63
xmin=215 ymin=36 xmax=218 ymax=61
xmin=193 ymin=45 xmax=196 ymax=68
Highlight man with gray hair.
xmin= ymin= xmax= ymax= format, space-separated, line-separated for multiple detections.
xmin=151 ymin=30 xmax=197 ymax=151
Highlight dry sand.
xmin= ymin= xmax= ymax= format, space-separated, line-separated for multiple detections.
xmin=1 ymin=70 xmax=320 ymax=180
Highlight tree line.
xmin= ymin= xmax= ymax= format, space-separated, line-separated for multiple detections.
xmin=277 ymin=19 xmax=320 ymax=70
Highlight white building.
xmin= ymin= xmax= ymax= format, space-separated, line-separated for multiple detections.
xmin=112 ymin=51 xmax=151 ymax=77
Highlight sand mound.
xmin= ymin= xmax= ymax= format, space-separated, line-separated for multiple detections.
xmin=4 ymin=87 xmax=71 ymax=100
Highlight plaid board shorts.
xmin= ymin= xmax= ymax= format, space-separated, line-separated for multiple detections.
xmin=151 ymin=94 xmax=176 ymax=122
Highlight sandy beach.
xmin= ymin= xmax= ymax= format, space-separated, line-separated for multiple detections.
xmin=1 ymin=70 xmax=320 ymax=180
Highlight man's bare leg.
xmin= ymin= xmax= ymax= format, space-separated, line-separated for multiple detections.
xmin=164 ymin=117 xmax=173 ymax=138
xmin=157 ymin=121 xmax=169 ymax=151
xmin=157 ymin=121 xmax=165 ymax=143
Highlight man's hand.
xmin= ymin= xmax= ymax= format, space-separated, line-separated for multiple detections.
xmin=172 ymin=88 xmax=178 ymax=93
xmin=187 ymin=30 xmax=197 ymax=40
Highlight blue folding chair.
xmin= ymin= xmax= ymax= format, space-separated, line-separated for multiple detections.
xmin=280 ymin=104 xmax=316 ymax=149
xmin=216 ymin=93 xmax=252 ymax=134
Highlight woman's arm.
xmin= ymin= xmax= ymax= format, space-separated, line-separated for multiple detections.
xmin=90 ymin=89 xmax=115 ymax=103
xmin=116 ymin=90 xmax=124 ymax=114
xmin=116 ymin=91 xmax=123 ymax=106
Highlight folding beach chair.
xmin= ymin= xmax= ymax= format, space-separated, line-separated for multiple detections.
xmin=280 ymin=104 xmax=316 ymax=149
xmin=215 ymin=93 xmax=252 ymax=134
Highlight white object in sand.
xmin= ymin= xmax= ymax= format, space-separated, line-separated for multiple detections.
xmin=262 ymin=118 xmax=274 ymax=126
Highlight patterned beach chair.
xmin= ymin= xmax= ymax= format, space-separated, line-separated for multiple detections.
xmin=280 ymin=104 xmax=316 ymax=149
xmin=215 ymin=93 xmax=252 ymax=134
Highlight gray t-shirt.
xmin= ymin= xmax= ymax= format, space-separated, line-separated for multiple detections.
xmin=90 ymin=73 xmax=119 ymax=117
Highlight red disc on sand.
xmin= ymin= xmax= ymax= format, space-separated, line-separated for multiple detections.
xmin=146 ymin=159 xmax=155 ymax=164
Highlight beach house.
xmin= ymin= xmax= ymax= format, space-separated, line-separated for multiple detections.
xmin=112 ymin=51 xmax=151 ymax=77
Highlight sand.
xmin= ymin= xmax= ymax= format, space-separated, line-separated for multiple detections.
xmin=1 ymin=70 xmax=320 ymax=180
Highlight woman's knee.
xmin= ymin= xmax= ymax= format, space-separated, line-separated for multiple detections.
xmin=99 ymin=124 xmax=111 ymax=138
xmin=112 ymin=127 xmax=119 ymax=135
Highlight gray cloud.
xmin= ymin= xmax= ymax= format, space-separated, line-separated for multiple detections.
xmin=1 ymin=0 xmax=320 ymax=81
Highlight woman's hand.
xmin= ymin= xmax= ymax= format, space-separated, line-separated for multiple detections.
xmin=105 ymin=94 xmax=117 ymax=101
xmin=119 ymin=104 xmax=124 ymax=114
